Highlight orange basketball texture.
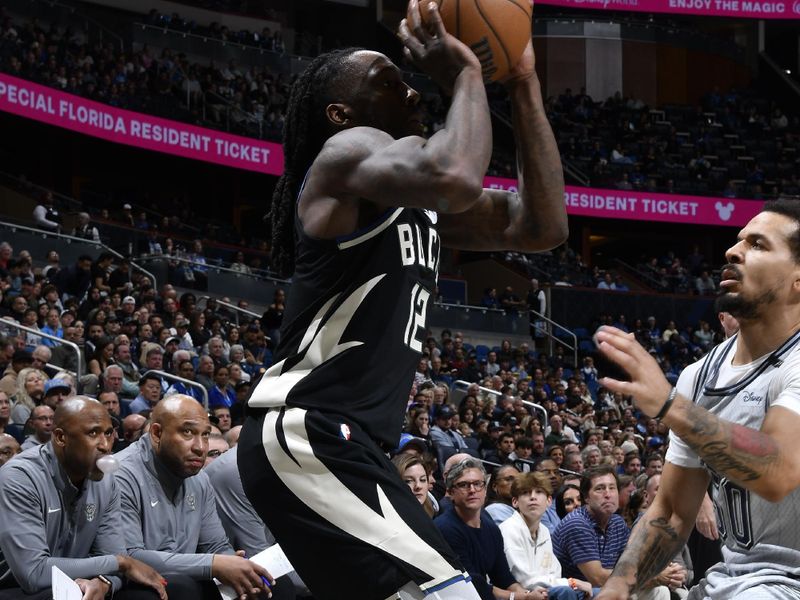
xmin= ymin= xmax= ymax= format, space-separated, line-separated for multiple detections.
xmin=408 ymin=0 xmax=533 ymax=82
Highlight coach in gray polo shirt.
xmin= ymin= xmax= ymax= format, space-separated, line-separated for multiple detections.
xmin=114 ymin=395 xmax=273 ymax=600
xmin=0 ymin=398 xmax=167 ymax=600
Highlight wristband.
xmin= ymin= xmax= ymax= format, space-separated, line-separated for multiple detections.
xmin=655 ymin=386 xmax=677 ymax=419
xmin=568 ymin=578 xmax=578 ymax=590
xmin=97 ymin=575 xmax=113 ymax=599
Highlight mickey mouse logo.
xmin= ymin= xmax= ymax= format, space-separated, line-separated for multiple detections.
xmin=715 ymin=201 xmax=735 ymax=221
xmin=793 ymin=0 xmax=800 ymax=14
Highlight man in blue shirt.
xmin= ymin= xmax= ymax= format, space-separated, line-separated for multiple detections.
xmin=552 ymin=465 xmax=629 ymax=586
xmin=435 ymin=458 xmax=541 ymax=600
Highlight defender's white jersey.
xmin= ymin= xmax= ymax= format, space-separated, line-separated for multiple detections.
xmin=666 ymin=332 xmax=800 ymax=598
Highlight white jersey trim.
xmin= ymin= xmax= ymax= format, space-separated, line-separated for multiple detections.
xmin=337 ymin=208 xmax=404 ymax=250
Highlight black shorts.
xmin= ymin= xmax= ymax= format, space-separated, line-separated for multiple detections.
xmin=237 ymin=407 xmax=468 ymax=600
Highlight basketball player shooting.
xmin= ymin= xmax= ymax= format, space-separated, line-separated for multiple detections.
xmin=595 ymin=200 xmax=800 ymax=600
xmin=236 ymin=1 xmax=565 ymax=599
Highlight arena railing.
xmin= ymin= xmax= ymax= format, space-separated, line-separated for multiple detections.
xmin=528 ymin=308 xmax=578 ymax=369
xmin=138 ymin=254 xmax=289 ymax=285
xmin=197 ymin=295 xmax=261 ymax=326
xmin=142 ymin=369 xmax=209 ymax=410
xmin=0 ymin=321 xmax=83 ymax=379
xmin=0 ymin=220 xmax=158 ymax=291
xmin=451 ymin=380 xmax=549 ymax=432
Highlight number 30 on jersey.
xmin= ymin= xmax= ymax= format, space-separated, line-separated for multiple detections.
xmin=403 ymin=283 xmax=430 ymax=352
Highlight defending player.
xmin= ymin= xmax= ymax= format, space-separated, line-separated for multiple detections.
xmin=595 ymin=199 xmax=800 ymax=600
xmin=237 ymin=1 xmax=566 ymax=599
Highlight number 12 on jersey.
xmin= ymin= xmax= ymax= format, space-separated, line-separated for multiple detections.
xmin=404 ymin=283 xmax=430 ymax=352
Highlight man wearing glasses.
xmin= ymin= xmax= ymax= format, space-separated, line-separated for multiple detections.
xmin=20 ymin=405 xmax=54 ymax=450
xmin=435 ymin=458 xmax=543 ymax=600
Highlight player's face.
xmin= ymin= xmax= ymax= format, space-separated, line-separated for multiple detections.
xmin=349 ymin=52 xmax=423 ymax=139
xmin=585 ymin=473 xmax=619 ymax=519
xmin=719 ymin=211 xmax=800 ymax=320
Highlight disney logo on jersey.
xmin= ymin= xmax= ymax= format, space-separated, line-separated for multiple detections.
xmin=741 ymin=391 xmax=763 ymax=404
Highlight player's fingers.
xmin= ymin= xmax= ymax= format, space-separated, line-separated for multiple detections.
xmin=398 ymin=20 xmax=425 ymax=57
xmin=595 ymin=339 xmax=637 ymax=373
xmin=406 ymin=0 xmax=427 ymax=41
xmin=423 ymin=1 xmax=447 ymax=38
xmin=598 ymin=376 xmax=634 ymax=396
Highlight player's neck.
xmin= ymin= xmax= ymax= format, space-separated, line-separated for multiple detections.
xmin=735 ymin=316 xmax=800 ymax=365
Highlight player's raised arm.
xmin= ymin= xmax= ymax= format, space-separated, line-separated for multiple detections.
xmin=597 ymin=462 xmax=709 ymax=599
xmin=437 ymin=40 xmax=567 ymax=252
xmin=314 ymin=0 xmax=492 ymax=215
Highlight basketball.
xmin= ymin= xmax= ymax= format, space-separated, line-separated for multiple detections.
xmin=408 ymin=0 xmax=533 ymax=82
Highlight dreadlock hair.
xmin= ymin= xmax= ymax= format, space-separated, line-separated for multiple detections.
xmin=269 ymin=47 xmax=365 ymax=277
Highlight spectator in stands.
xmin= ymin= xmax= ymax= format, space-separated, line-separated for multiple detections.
xmin=261 ymin=288 xmax=285 ymax=347
xmin=554 ymin=484 xmax=582 ymax=520
xmin=485 ymin=464 xmax=521 ymax=525
xmin=20 ymin=404 xmax=54 ymax=450
xmin=195 ymin=355 xmax=215 ymax=391
xmin=429 ymin=405 xmax=468 ymax=450
xmin=129 ymin=373 xmax=162 ymax=414
xmin=0 ymin=397 xmax=168 ymax=599
xmin=208 ymin=404 xmax=231 ymax=433
xmin=392 ymin=452 xmax=436 ymax=518
xmin=114 ymin=395 xmax=273 ymax=596
xmin=40 ymin=308 xmax=63 ymax=347
xmin=167 ymin=359 xmax=206 ymax=404
xmin=10 ymin=366 xmax=46 ymax=424
xmin=0 ymin=432 xmax=20 ymax=467
xmin=0 ymin=390 xmax=23 ymax=444
xmin=435 ymin=458 xmax=537 ymax=600
xmin=552 ymin=465 xmax=628 ymax=587
xmin=563 ymin=451 xmax=584 ymax=474
xmin=500 ymin=286 xmax=525 ymax=313
xmin=88 ymin=336 xmax=115 ymax=377
xmin=71 ymin=212 xmax=101 ymax=242
xmin=694 ymin=271 xmax=716 ymax=296
xmin=54 ymin=255 xmax=93 ymax=303
xmin=500 ymin=472 xmax=593 ymax=598
xmin=31 ymin=191 xmax=62 ymax=232
xmin=39 ymin=377 xmax=70 ymax=409
xmin=208 ymin=364 xmax=236 ymax=409
xmin=481 ymin=287 xmax=499 ymax=309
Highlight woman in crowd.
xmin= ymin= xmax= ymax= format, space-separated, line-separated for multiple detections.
xmin=485 ymin=464 xmax=521 ymax=525
xmin=87 ymin=336 xmax=115 ymax=377
xmin=208 ymin=363 xmax=236 ymax=409
xmin=391 ymin=453 xmax=435 ymax=518
xmin=405 ymin=405 xmax=431 ymax=443
xmin=554 ymin=483 xmax=582 ymax=520
xmin=10 ymin=367 xmax=47 ymax=424
xmin=547 ymin=444 xmax=564 ymax=467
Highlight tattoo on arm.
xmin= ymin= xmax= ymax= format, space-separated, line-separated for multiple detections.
xmin=612 ymin=517 xmax=683 ymax=593
xmin=682 ymin=403 xmax=779 ymax=484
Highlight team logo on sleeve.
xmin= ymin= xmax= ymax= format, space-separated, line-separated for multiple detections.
xmin=339 ymin=424 xmax=351 ymax=441
xmin=186 ymin=494 xmax=196 ymax=511
xmin=85 ymin=504 xmax=96 ymax=522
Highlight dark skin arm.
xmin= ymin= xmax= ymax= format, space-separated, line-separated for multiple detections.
xmin=438 ymin=41 xmax=567 ymax=252
xmin=299 ymin=1 xmax=491 ymax=240
xmin=596 ymin=325 xmax=800 ymax=502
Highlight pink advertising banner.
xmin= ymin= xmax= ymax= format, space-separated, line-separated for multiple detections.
xmin=1 ymin=73 xmax=764 ymax=227
xmin=484 ymin=176 xmax=765 ymax=227
xmin=0 ymin=73 xmax=283 ymax=175
xmin=535 ymin=0 xmax=800 ymax=19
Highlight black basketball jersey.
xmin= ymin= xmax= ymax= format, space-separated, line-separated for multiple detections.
xmin=248 ymin=204 xmax=440 ymax=446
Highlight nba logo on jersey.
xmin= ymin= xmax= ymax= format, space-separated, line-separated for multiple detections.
xmin=339 ymin=424 xmax=351 ymax=441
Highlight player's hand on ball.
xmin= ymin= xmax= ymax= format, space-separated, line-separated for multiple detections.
xmin=595 ymin=326 xmax=674 ymax=418
xmin=398 ymin=0 xmax=483 ymax=93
